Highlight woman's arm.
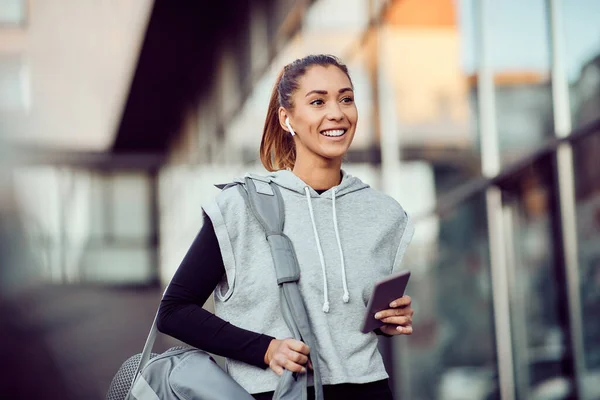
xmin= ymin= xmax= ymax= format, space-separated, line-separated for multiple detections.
xmin=156 ymin=213 xmax=274 ymax=369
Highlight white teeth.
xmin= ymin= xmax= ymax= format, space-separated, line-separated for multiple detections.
xmin=321 ymin=129 xmax=345 ymax=137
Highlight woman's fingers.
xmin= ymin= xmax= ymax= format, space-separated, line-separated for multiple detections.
xmin=380 ymin=324 xmax=413 ymax=336
xmin=287 ymin=350 xmax=308 ymax=366
xmin=389 ymin=295 xmax=411 ymax=308
xmin=379 ymin=324 xmax=397 ymax=336
xmin=396 ymin=325 xmax=413 ymax=334
xmin=374 ymin=306 xmax=413 ymax=320
xmin=269 ymin=361 xmax=284 ymax=376
xmin=286 ymin=339 xmax=310 ymax=355
xmin=379 ymin=315 xmax=412 ymax=325
xmin=374 ymin=295 xmax=415 ymax=336
xmin=284 ymin=359 xmax=307 ymax=373
xmin=268 ymin=338 xmax=311 ymax=376
xmin=272 ymin=353 xmax=306 ymax=373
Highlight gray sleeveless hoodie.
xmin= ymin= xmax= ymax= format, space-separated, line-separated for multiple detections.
xmin=201 ymin=169 xmax=414 ymax=394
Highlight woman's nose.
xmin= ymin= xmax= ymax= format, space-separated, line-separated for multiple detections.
xmin=326 ymin=103 xmax=344 ymax=121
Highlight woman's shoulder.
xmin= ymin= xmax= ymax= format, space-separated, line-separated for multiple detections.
xmin=359 ymin=186 xmax=408 ymax=216
xmin=210 ymin=171 xmax=275 ymax=211
xmin=212 ymin=181 xmax=246 ymax=208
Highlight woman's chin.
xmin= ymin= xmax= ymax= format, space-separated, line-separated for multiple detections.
xmin=319 ymin=141 xmax=352 ymax=157
xmin=318 ymin=149 xmax=349 ymax=162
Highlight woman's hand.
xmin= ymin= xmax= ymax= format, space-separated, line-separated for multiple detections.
xmin=264 ymin=338 xmax=311 ymax=376
xmin=374 ymin=295 xmax=414 ymax=336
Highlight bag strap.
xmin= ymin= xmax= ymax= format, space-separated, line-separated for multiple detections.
xmin=244 ymin=177 xmax=324 ymax=400
xmin=126 ymin=289 xmax=166 ymax=398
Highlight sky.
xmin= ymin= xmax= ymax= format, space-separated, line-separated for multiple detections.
xmin=457 ymin=0 xmax=600 ymax=81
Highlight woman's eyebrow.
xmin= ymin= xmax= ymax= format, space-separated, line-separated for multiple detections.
xmin=305 ymin=87 xmax=354 ymax=97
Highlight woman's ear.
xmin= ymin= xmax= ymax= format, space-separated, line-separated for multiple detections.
xmin=285 ymin=117 xmax=295 ymax=136
xmin=278 ymin=107 xmax=295 ymax=136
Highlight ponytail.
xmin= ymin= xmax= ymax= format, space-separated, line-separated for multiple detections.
xmin=259 ymin=54 xmax=353 ymax=171
xmin=260 ymin=70 xmax=296 ymax=171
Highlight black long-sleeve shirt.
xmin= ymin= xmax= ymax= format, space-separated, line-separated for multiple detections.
xmin=156 ymin=213 xmax=274 ymax=369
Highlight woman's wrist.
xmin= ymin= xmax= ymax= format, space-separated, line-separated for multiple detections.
xmin=264 ymin=339 xmax=279 ymax=365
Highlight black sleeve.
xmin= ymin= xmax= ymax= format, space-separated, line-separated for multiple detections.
xmin=156 ymin=213 xmax=274 ymax=369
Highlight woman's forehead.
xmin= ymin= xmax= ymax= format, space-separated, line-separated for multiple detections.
xmin=297 ymin=65 xmax=352 ymax=92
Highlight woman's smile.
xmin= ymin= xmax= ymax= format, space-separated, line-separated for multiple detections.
xmin=320 ymin=128 xmax=347 ymax=138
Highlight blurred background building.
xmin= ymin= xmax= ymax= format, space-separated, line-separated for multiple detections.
xmin=1 ymin=0 xmax=599 ymax=399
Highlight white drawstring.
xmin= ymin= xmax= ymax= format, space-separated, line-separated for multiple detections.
xmin=305 ymin=187 xmax=330 ymax=313
xmin=332 ymin=189 xmax=350 ymax=303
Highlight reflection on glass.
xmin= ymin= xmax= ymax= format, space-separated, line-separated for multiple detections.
xmin=10 ymin=167 xmax=156 ymax=285
xmin=562 ymin=1 xmax=600 ymax=128
xmin=573 ymin=128 xmax=600 ymax=399
xmin=396 ymin=193 xmax=498 ymax=400
xmin=486 ymin=0 xmax=554 ymax=165
xmin=503 ymin=163 xmax=573 ymax=399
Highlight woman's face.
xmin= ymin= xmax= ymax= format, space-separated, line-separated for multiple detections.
xmin=280 ymin=65 xmax=358 ymax=165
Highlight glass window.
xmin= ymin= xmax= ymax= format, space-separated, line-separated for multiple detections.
xmin=111 ymin=172 xmax=151 ymax=240
xmin=500 ymin=157 xmax=574 ymax=399
xmin=573 ymin=126 xmax=600 ymax=398
xmin=394 ymin=193 xmax=499 ymax=400
xmin=562 ymin=1 xmax=600 ymax=128
xmin=484 ymin=0 xmax=554 ymax=165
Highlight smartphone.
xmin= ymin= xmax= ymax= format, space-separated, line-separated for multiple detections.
xmin=360 ymin=270 xmax=411 ymax=334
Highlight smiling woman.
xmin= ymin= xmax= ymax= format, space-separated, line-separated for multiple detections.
xmin=156 ymin=54 xmax=414 ymax=400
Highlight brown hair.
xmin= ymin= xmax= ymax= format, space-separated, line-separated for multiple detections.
xmin=260 ymin=54 xmax=353 ymax=171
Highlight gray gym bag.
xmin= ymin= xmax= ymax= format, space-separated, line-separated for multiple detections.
xmin=106 ymin=177 xmax=323 ymax=400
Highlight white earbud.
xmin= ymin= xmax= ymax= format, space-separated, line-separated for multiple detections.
xmin=285 ymin=117 xmax=296 ymax=136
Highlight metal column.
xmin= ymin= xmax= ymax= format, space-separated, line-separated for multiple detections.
xmin=476 ymin=1 xmax=516 ymax=398
xmin=548 ymin=0 xmax=585 ymax=397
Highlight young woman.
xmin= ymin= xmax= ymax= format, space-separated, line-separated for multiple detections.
xmin=157 ymin=54 xmax=414 ymax=400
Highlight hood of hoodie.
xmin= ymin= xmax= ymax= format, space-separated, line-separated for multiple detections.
xmin=233 ymin=168 xmax=373 ymax=313
xmin=233 ymin=169 xmax=370 ymax=198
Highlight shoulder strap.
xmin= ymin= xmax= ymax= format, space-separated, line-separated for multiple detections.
xmin=243 ymin=178 xmax=297 ymax=284
xmin=243 ymin=177 xmax=324 ymax=400
xmin=126 ymin=287 xmax=167 ymax=399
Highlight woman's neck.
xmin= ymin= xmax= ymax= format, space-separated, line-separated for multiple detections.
xmin=292 ymin=158 xmax=342 ymax=191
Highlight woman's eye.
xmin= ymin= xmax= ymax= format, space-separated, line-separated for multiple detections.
xmin=341 ymin=97 xmax=354 ymax=104
xmin=310 ymin=99 xmax=324 ymax=106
